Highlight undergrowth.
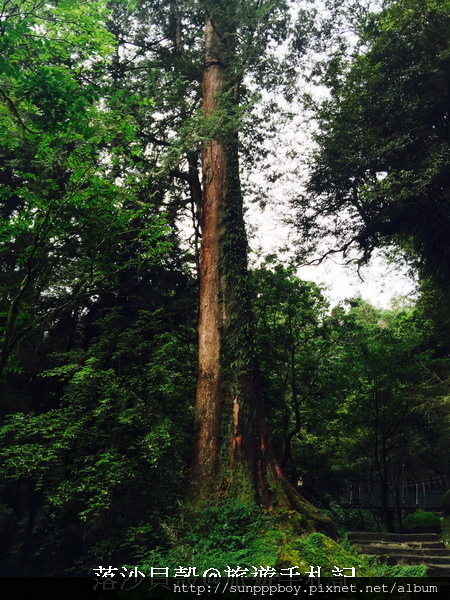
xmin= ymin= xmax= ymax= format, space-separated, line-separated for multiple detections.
xmin=138 ymin=501 xmax=429 ymax=579
xmin=403 ymin=509 xmax=441 ymax=530
xmin=142 ymin=501 xmax=281 ymax=574
xmin=138 ymin=500 xmax=376 ymax=576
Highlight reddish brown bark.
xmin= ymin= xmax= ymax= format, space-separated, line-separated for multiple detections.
xmin=191 ymin=18 xmax=227 ymax=487
xmin=190 ymin=15 xmax=336 ymax=538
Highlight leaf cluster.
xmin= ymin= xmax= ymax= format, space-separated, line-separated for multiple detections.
xmin=295 ymin=0 xmax=450 ymax=286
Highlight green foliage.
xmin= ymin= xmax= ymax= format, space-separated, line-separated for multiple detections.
xmin=251 ymin=261 xmax=331 ymax=481
xmin=252 ymin=260 xmax=448 ymax=531
xmin=140 ymin=502 xmax=377 ymax=577
xmin=364 ymin=558 xmax=427 ymax=578
xmin=403 ymin=510 xmax=441 ymax=531
xmin=185 ymin=501 xmax=269 ymax=552
xmin=276 ymin=532 xmax=375 ymax=576
xmin=306 ymin=300 xmax=438 ymax=519
xmin=141 ymin=500 xmax=281 ymax=573
xmin=298 ymin=0 xmax=450 ymax=288
xmin=0 ymin=287 xmax=197 ymax=573
xmin=325 ymin=501 xmax=380 ymax=536
xmin=0 ymin=0 xmax=174 ymax=378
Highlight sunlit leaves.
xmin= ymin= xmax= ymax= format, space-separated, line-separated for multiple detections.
xmin=0 ymin=1 xmax=172 ymax=377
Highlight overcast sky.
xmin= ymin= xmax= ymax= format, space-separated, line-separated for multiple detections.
xmin=248 ymin=202 xmax=418 ymax=309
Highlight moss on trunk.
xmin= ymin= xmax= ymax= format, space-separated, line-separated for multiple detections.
xmin=190 ymin=11 xmax=336 ymax=541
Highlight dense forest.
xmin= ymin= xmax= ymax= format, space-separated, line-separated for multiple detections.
xmin=0 ymin=0 xmax=449 ymax=585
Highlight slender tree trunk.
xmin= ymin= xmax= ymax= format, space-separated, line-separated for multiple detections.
xmin=380 ymin=439 xmax=395 ymax=532
xmin=374 ymin=388 xmax=394 ymax=531
xmin=191 ymin=17 xmax=225 ymax=490
xmin=20 ymin=489 xmax=41 ymax=576
xmin=190 ymin=14 xmax=335 ymax=537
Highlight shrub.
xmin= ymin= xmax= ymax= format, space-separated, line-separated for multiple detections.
xmin=403 ymin=509 xmax=440 ymax=530
xmin=324 ymin=501 xmax=380 ymax=534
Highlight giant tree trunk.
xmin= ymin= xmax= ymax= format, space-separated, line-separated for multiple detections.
xmin=190 ymin=15 xmax=335 ymax=537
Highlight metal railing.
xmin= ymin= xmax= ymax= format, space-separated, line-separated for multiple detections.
xmin=346 ymin=477 xmax=448 ymax=509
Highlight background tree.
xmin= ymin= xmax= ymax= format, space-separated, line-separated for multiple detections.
xmin=323 ymin=301 xmax=431 ymax=531
xmin=250 ymin=260 xmax=331 ymax=484
xmin=0 ymin=0 xmax=196 ymax=574
xmin=296 ymin=0 xmax=450 ymax=289
xmin=290 ymin=0 xmax=450 ymax=530
xmin=252 ymin=261 xmax=449 ymax=532
xmin=0 ymin=0 xmax=171 ymax=379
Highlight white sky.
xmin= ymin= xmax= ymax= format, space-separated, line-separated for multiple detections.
xmin=297 ymin=253 xmax=418 ymax=309
xmin=243 ymin=84 xmax=419 ymax=310
xmin=248 ymin=203 xmax=418 ymax=309
xmin=240 ymin=0 xmax=413 ymax=309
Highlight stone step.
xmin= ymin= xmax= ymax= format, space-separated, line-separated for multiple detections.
xmin=410 ymin=541 xmax=446 ymax=549
xmin=354 ymin=540 xmax=445 ymax=550
xmin=358 ymin=545 xmax=450 ymax=558
xmin=427 ymin=564 xmax=450 ymax=577
xmin=348 ymin=531 xmax=450 ymax=573
xmin=348 ymin=531 xmax=439 ymax=543
xmin=383 ymin=554 xmax=450 ymax=566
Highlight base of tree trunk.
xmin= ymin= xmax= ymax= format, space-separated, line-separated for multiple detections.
xmin=186 ymin=467 xmax=337 ymax=543
xmin=188 ymin=414 xmax=338 ymax=541
xmin=265 ymin=474 xmax=338 ymax=540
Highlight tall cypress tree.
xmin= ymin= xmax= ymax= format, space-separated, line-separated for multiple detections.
xmin=188 ymin=0 xmax=334 ymax=534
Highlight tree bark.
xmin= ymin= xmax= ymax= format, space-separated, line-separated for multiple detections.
xmin=190 ymin=13 xmax=335 ymax=538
